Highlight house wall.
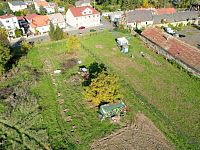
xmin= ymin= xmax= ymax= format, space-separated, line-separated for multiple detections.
xmin=153 ymin=19 xmax=197 ymax=27
xmin=45 ymin=7 xmax=55 ymax=14
xmin=66 ymin=9 xmax=100 ymax=28
xmin=127 ymin=21 xmax=153 ymax=30
xmin=0 ymin=17 xmax=20 ymax=37
xmin=8 ymin=3 xmax=27 ymax=12
xmin=36 ymin=25 xmax=50 ymax=34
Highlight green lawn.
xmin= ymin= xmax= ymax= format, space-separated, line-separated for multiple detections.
xmin=1 ymin=31 xmax=200 ymax=149
xmin=81 ymin=31 xmax=200 ymax=149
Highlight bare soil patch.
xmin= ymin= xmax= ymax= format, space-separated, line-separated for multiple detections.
xmin=91 ymin=113 xmax=174 ymax=150
xmin=95 ymin=45 xmax=103 ymax=49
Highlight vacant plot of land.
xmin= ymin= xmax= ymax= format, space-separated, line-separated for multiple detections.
xmin=177 ymin=26 xmax=200 ymax=49
xmin=91 ymin=113 xmax=174 ymax=150
xmin=81 ymin=31 xmax=200 ymax=149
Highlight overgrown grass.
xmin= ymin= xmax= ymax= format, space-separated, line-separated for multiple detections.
xmin=81 ymin=31 xmax=200 ymax=149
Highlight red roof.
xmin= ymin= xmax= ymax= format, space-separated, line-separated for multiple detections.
xmin=17 ymin=16 xmax=25 ymax=20
xmin=69 ymin=6 xmax=99 ymax=17
xmin=155 ymin=8 xmax=176 ymax=15
xmin=25 ymin=14 xmax=39 ymax=21
xmin=0 ymin=14 xmax=15 ymax=19
xmin=142 ymin=27 xmax=200 ymax=72
xmin=31 ymin=15 xmax=49 ymax=28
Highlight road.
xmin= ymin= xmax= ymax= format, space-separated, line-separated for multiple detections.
xmin=10 ymin=17 xmax=113 ymax=47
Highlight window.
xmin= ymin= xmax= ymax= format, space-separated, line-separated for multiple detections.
xmin=7 ymin=26 xmax=11 ymax=29
xmin=6 ymin=20 xmax=9 ymax=23
xmin=146 ymin=22 xmax=147 ymax=25
xmin=93 ymin=15 xmax=95 ymax=17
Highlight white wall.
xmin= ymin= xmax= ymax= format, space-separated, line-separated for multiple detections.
xmin=8 ymin=2 xmax=27 ymax=12
xmin=66 ymin=9 xmax=100 ymax=28
xmin=37 ymin=25 xmax=50 ymax=34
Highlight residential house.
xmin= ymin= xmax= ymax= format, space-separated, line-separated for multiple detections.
xmin=34 ymin=0 xmax=55 ymax=14
xmin=153 ymin=11 xmax=199 ymax=26
xmin=109 ymin=11 xmax=124 ymax=22
xmin=75 ymin=0 xmax=91 ymax=7
xmin=8 ymin=1 xmax=27 ymax=12
xmin=58 ymin=7 xmax=65 ymax=13
xmin=153 ymin=8 xmax=176 ymax=15
xmin=48 ymin=13 xmax=65 ymax=29
xmin=66 ymin=6 xmax=100 ymax=28
xmin=29 ymin=15 xmax=50 ymax=34
xmin=17 ymin=16 xmax=29 ymax=35
xmin=120 ymin=10 xmax=153 ymax=30
xmin=24 ymin=13 xmax=39 ymax=24
xmin=0 ymin=14 xmax=20 ymax=37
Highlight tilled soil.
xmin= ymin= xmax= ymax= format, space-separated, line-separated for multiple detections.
xmin=90 ymin=113 xmax=174 ymax=150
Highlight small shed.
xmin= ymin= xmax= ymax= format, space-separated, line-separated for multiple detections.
xmin=116 ymin=37 xmax=129 ymax=53
xmin=99 ymin=101 xmax=126 ymax=121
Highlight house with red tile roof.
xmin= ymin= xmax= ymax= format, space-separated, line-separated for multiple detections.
xmin=142 ymin=27 xmax=200 ymax=76
xmin=65 ymin=6 xmax=100 ymax=28
xmin=154 ymin=8 xmax=176 ymax=15
xmin=0 ymin=14 xmax=20 ymax=37
xmin=48 ymin=13 xmax=65 ymax=29
xmin=29 ymin=15 xmax=50 ymax=34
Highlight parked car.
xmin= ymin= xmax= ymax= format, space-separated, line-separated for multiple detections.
xmin=79 ymin=32 xmax=83 ymax=36
xmin=79 ymin=26 xmax=85 ymax=30
xmin=90 ymin=29 xmax=96 ymax=32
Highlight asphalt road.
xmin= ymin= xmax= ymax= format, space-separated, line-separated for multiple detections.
xmin=10 ymin=16 xmax=113 ymax=47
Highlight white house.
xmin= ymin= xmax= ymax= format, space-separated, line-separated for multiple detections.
xmin=0 ymin=14 xmax=20 ymax=37
xmin=48 ymin=13 xmax=65 ymax=29
xmin=8 ymin=1 xmax=27 ymax=12
xmin=75 ymin=0 xmax=91 ymax=7
xmin=66 ymin=6 xmax=100 ymax=28
xmin=29 ymin=15 xmax=50 ymax=34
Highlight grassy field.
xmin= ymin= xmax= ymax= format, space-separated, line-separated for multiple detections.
xmin=0 ymin=30 xmax=200 ymax=149
xmin=81 ymin=31 xmax=200 ymax=149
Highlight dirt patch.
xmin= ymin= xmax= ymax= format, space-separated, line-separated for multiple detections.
xmin=112 ymin=47 xmax=117 ymax=51
xmin=91 ymin=113 xmax=174 ymax=150
xmin=145 ymin=54 xmax=162 ymax=66
xmin=61 ymin=58 xmax=77 ymax=71
xmin=96 ymin=45 xmax=103 ymax=49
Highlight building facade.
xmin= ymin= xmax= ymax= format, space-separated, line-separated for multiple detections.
xmin=66 ymin=6 xmax=100 ymax=28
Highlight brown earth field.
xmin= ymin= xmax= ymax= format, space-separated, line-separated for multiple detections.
xmin=91 ymin=113 xmax=175 ymax=150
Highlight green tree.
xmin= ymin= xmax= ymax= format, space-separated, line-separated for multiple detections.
xmin=49 ymin=22 xmax=55 ymax=40
xmin=84 ymin=71 xmax=122 ymax=106
xmin=66 ymin=36 xmax=80 ymax=53
xmin=54 ymin=25 xmax=64 ymax=40
xmin=15 ymin=28 xmax=22 ymax=38
xmin=20 ymin=41 xmax=32 ymax=54
xmin=0 ymin=44 xmax=10 ymax=74
xmin=0 ymin=28 xmax=9 ymax=47
xmin=39 ymin=6 xmax=46 ymax=15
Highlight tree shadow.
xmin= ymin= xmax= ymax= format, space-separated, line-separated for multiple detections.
xmin=82 ymin=62 xmax=107 ymax=86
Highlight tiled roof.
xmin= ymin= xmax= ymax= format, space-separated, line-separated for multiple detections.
xmin=69 ymin=6 xmax=99 ymax=17
xmin=9 ymin=1 xmax=27 ymax=6
xmin=31 ymin=15 xmax=49 ymax=27
xmin=0 ymin=14 xmax=15 ymax=19
xmin=125 ymin=10 xmax=153 ymax=23
xmin=155 ymin=8 xmax=176 ymax=15
xmin=142 ymin=27 xmax=200 ymax=72
xmin=24 ymin=13 xmax=39 ymax=21
xmin=48 ymin=13 xmax=65 ymax=23
xmin=35 ymin=1 xmax=49 ymax=7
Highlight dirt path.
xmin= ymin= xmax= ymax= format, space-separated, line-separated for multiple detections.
xmin=91 ymin=113 xmax=174 ymax=150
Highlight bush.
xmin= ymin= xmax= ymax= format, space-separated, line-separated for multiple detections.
xmin=20 ymin=41 xmax=32 ymax=54
xmin=15 ymin=28 xmax=22 ymax=38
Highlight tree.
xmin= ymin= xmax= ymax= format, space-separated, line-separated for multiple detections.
xmin=39 ymin=6 xmax=46 ymax=15
xmin=66 ymin=36 xmax=80 ymax=53
xmin=20 ymin=41 xmax=32 ymax=54
xmin=84 ymin=71 xmax=122 ymax=106
xmin=0 ymin=28 xmax=9 ymax=47
xmin=0 ymin=44 xmax=10 ymax=74
xmin=49 ymin=22 xmax=64 ymax=41
xmin=15 ymin=28 xmax=22 ymax=38
xmin=49 ymin=22 xmax=55 ymax=40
